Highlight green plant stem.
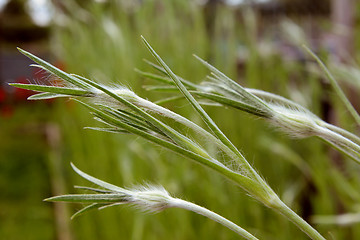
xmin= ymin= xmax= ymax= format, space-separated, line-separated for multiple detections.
xmin=50 ymin=163 xmax=261 ymax=239
xmin=77 ymin=100 xmax=277 ymax=207
xmin=317 ymin=126 xmax=360 ymax=163
xmin=273 ymin=201 xmax=326 ymax=240
xmin=141 ymin=36 xmax=263 ymax=183
xmin=303 ymin=45 xmax=360 ymax=125
xmin=141 ymin=37 xmax=326 ymax=239
xmin=320 ymin=138 xmax=360 ymax=163
xmin=321 ymin=122 xmax=360 ymax=146
xmin=214 ymin=167 xmax=326 ymax=240
xmin=172 ymin=198 xmax=259 ymax=240
xmin=17 ymin=45 xmax=328 ymax=240
xmin=135 ymin=97 xmax=258 ymax=167
xmin=246 ymin=88 xmax=310 ymax=112
xmin=72 ymin=75 xmax=211 ymax=159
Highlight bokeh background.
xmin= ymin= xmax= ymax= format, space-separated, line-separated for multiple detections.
xmin=1 ymin=0 xmax=360 ymax=239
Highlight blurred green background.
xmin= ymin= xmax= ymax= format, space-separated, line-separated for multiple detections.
xmin=1 ymin=0 xmax=360 ymax=239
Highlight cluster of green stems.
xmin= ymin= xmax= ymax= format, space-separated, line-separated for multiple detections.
xmin=13 ymin=37 xmax=360 ymax=240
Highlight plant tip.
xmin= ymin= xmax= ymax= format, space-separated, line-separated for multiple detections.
xmin=70 ymin=162 xmax=77 ymax=170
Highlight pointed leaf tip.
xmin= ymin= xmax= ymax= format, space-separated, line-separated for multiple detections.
xmin=43 ymin=196 xmax=57 ymax=202
xmin=17 ymin=47 xmax=31 ymax=58
xmin=71 ymin=203 xmax=103 ymax=220
xmin=69 ymin=162 xmax=126 ymax=193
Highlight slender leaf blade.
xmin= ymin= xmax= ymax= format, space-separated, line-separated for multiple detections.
xmin=27 ymin=92 xmax=71 ymax=100
xmin=71 ymin=203 xmax=106 ymax=219
xmin=10 ymin=83 xmax=92 ymax=96
xmin=17 ymin=48 xmax=92 ymax=89
xmin=44 ymin=193 xmax=127 ymax=203
xmin=71 ymin=163 xmax=128 ymax=193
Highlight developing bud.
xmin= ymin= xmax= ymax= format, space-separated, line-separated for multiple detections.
xmin=126 ymin=185 xmax=174 ymax=212
xmin=270 ymin=105 xmax=319 ymax=138
xmin=93 ymin=86 xmax=139 ymax=109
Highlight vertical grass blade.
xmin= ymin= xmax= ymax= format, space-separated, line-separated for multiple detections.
xmin=303 ymin=45 xmax=360 ymax=125
xmin=17 ymin=48 xmax=93 ymax=90
xmin=141 ymin=36 xmax=263 ymax=181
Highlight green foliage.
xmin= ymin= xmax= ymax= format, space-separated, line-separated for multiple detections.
xmin=13 ymin=40 xmax=339 ymax=239
xmin=7 ymin=1 xmax=360 ymax=240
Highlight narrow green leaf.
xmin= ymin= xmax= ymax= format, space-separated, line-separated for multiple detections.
xmin=143 ymin=59 xmax=168 ymax=75
xmin=17 ymin=48 xmax=92 ymax=89
xmin=27 ymin=92 xmax=71 ymax=100
xmin=143 ymin=85 xmax=179 ymax=92
xmin=139 ymin=62 xmax=199 ymax=89
xmin=74 ymin=99 xmax=236 ymax=176
xmin=72 ymin=75 xmax=211 ymax=159
xmin=71 ymin=163 xmax=128 ymax=193
xmin=84 ymin=127 xmax=131 ymax=134
xmin=194 ymin=55 xmax=274 ymax=118
xmin=74 ymin=186 xmax=113 ymax=193
xmin=204 ymin=78 xmax=247 ymax=101
xmin=141 ymin=36 xmax=260 ymax=180
xmin=74 ymin=98 xmax=267 ymax=203
xmin=98 ymin=106 xmax=150 ymax=130
xmin=44 ymin=194 xmax=127 ymax=203
xmin=321 ymin=122 xmax=360 ymax=147
xmin=93 ymin=110 xmax=157 ymax=135
xmin=319 ymin=138 xmax=360 ymax=164
xmin=246 ymin=88 xmax=308 ymax=112
xmin=10 ymin=83 xmax=92 ymax=96
xmin=303 ymin=45 xmax=360 ymax=125
xmin=154 ymin=96 xmax=184 ymax=105
xmin=192 ymin=91 xmax=269 ymax=117
xmin=142 ymin=37 xmax=218 ymax=136
xmin=71 ymin=203 xmax=106 ymax=219
xmin=135 ymin=69 xmax=174 ymax=85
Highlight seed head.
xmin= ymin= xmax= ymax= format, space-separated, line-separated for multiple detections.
xmin=270 ymin=105 xmax=319 ymax=138
xmin=126 ymin=185 xmax=174 ymax=212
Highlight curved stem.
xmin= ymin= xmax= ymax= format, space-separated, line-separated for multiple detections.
xmin=303 ymin=45 xmax=360 ymax=125
xmin=136 ymin=97 xmax=258 ymax=170
xmin=272 ymin=200 xmax=326 ymax=240
xmin=173 ymin=198 xmax=259 ymax=240
xmin=320 ymin=121 xmax=360 ymax=146
xmin=317 ymin=126 xmax=360 ymax=163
